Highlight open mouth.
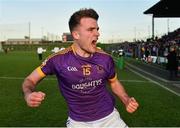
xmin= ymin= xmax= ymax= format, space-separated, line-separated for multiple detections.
xmin=92 ymin=40 xmax=97 ymax=47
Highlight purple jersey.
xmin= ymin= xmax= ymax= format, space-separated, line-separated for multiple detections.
xmin=37 ymin=45 xmax=117 ymax=121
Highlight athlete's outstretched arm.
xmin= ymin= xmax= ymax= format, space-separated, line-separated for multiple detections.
xmin=109 ymin=78 xmax=139 ymax=113
xmin=22 ymin=69 xmax=46 ymax=107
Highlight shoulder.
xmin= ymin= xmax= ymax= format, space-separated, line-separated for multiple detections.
xmin=94 ymin=48 xmax=114 ymax=64
xmin=40 ymin=46 xmax=73 ymax=67
xmin=95 ymin=48 xmax=113 ymax=59
xmin=46 ymin=46 xmax=73 ymax=60
xmin=96 ymin=48 xmax=111 ymax=56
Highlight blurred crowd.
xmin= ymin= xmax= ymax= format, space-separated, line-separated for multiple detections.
xmin=116 ymin=27 xmax=180 ymax=64
xmin=110 ymin=27 xmax=180 ymax=80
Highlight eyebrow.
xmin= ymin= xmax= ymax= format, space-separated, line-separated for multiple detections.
xmin=88 ymin=27 xmax=99 ymax=30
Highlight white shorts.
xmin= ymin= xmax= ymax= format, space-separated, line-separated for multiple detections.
xmin=66 ymin=108 xmax=128 ymax=128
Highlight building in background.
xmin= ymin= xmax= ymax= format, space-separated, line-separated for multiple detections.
xmin=5 ymin=38 xmax=42 ymax=44
xmin=62 ymin=33 xmax=73 ymax=42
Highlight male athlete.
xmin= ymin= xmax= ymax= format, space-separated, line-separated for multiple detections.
xmin=22 ymin=8 xmax=139 ymax=128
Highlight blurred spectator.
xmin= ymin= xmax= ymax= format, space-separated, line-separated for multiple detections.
xmin=51 ymin=47 xmax=60 ymax=53
xmin=4 ymin=48 xmax=8 ymax=54
xmin=4 ymin=47 xmax=9 ymax=54
xmin=37 ymin=47 xmax=46 ymax=60
xmin=145 ymin=47 xmax=150 ymax=62
xmin=166 ymin=46 xmax=178 ymax=80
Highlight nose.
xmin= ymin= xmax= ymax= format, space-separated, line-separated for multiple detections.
xmin=95 ymin=29 xmax=100 ymax=37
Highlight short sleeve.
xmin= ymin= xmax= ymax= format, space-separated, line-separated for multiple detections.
xmin=38 ymin=58 xmax=55 ymax=76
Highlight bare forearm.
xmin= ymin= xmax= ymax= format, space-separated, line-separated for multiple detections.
xmin=22 ymin=69 xmax=46 ymax=107
xmin=110 ymin=80 xmax=130 ymax=106
xmin=110 ymin=79 xmax=139 ymax=113
xmin=22 ymin=78 xmax=36 ymax=99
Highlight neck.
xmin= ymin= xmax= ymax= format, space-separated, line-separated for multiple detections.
xmin=72 ymin=43 xmax=92 ymax=58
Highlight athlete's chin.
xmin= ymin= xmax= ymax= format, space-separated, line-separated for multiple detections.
xmin=89 ymin=47 xmax=97 ymax=54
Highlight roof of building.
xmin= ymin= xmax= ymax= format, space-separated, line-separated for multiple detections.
xmin=144 ymin=0 xmax=180 ymax=17
xmin=7 ymin=38 xmax=42 ymax=41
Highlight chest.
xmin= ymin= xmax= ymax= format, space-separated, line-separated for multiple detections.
xmin=56 ymin=57 xmax=108 ymax=84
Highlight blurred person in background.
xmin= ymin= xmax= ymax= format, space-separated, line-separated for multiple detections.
xmin=166 ymin=46 xmax=178 ymax=80
xmin=37 ymin=47 xmax=46 ymax=60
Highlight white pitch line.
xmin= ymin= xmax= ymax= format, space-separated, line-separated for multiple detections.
xmin=127 ymin=67 xmax=180 ymax=97
xmin=113 ymin=57 xmax=180 ymax=97
xmin=0 ymin=76 xmax=56 ymax=81
xmin=0 ymin=76 xmax=150 ymax=83
xmin=0 ymin=76 xmax=24 ymax=80
xmin=120 ymin=80 xmax=151 ymax=83
xmin=126 ymin=62 xmax=180 ymax=97
xmin=126 ymin=61 xmax=169 ymax=83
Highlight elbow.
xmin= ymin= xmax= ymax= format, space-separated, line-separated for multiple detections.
xmin=26 ymin=76 xmax=36 ymax=85
xmin=22 ymin=76 xmax=36 ymax=90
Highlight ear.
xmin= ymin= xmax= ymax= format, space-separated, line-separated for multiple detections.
xmin=72 ymin=31 xmax=80 ymax=40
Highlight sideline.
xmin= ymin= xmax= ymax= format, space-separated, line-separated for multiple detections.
xmin=0 ymin=76 xmax=56 ymax=81
xmin=0 ymin=76 xmax=150 ymax=83
xmin=114 ymin=57 xmax=180 ymax=97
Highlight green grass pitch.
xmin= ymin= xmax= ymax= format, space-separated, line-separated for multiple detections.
xmin=0 ymin=51 xmax=180 ymax=127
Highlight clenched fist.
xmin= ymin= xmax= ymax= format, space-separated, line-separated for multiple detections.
xmin=25 ymin=91 xmax=46 ymax=107
xmin=126 ymin=97 xmax=139 ymax=113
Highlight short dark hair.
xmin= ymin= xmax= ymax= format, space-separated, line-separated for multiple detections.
xmin=68 ymin=8 xmax=99 ymax=33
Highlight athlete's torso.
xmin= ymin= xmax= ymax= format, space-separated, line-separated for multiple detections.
xmin=39 ymin=45 xmax=116 ymax=121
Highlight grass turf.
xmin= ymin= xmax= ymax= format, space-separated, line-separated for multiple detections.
xmin=0 ymin=51 xmax=180 ymax=127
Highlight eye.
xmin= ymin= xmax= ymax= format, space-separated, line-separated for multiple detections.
xmin=88 ymin=28 xmax=94 ymax=31
xmin=87 ymin=27 xmax=99 ymax=32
